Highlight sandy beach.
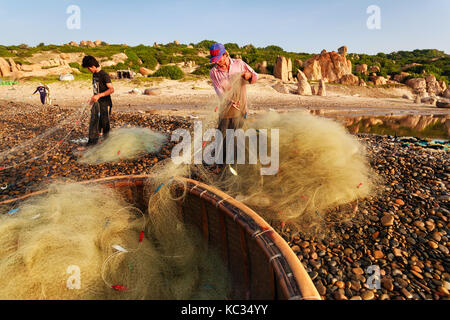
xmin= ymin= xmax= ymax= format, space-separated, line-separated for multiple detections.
xmin=2 ymin=77 xmax=449 ymax=118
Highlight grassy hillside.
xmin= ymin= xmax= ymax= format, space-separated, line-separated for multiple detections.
xmin=0 ymin=42 xmax=448 ymax=84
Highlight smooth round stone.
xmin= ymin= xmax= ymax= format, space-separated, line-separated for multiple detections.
xmin=432 ymin=232 xmax=442 ymax=242
xmin=374 ymin=250 xmax=384 ymax=259
xmin=410 ymin=270 xmax=423 ymax=280
xmin=438 ymin=244 xmax=449 ymax=255
xmin=361 ymin=290 xmax=375 ymax=300
xmin=344 ymin=248 xmax=353 ymax=255
xmin=392 ymin=269 xmax=403 ymax=276
xmin=350 ymin=280 xmax=361 ymax=291
xmin=335 ymin=281 xmax=345 ymax=289
xmin=333 ymin=289 xmax=347 ymax=300
xmin=352 ymin=267 xmax=364 ymax=275
xmin=350 ymin=296 xmax=362 ymax=300
xmin=380 ymin=294 xmax=390 ymax=300
xmin=428 ymin=241 xmax=438 ymax=249
xmin=401 ymin=288 xmax=413 ymax=299
xmin=396 ymin=278 xmax=409 ymax=288
xmin=381 ymin=214 xmax=394 ymax=226
xmin=381 ymin=278 xmax=394 ymax=291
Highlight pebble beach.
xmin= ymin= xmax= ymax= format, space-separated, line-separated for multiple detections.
xmin=0 ymin=101 xmax=448 ymax=300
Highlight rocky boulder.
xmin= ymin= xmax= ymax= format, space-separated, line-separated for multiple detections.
xmin=144 ymin=88 xmax=161 ymax=96
xmin=0 ymin=58 xmax=11 ymax=77
xmin=59 ymin=53 xmax=70 ymax=60
xmin=339 ymin=74 xmax=359 ymax=85
xmin=406 ymin=78 xmax=427 ymax=95
xmin=421 ymin=96 xmax=437 ymax=105
xmin=139 ymin=67 xmax=152 ymax=76
xmin=256 ymin=61 xmax=268 ymax=74
xmin=355 ymin=64 xmax=368 ymax=75
xmin=59 ymin=74 xmax=75 ymax=81
xmin=338 ymin=46 xmax=348 ymax=56
xmin=296 ymin=70 xmax=312 ymax=96
xmin=425 ymin=75 xmax=442 ymax=96
xmin=274 ymin=56 xmax=293 ymax=82
xmin=68 ymin=41 xmax=79 ymax=46
xmin=370 ymin=75 xmax=387 ymax=86
xmin=21 ymin=64 xmax=41 ymax=72
xmin=303 ymin=48 xmax=352 ymax=82
xmin=443 ymin=88 xmax=450 ymax=98
xmin=369 ymin=66 xmax=380 ymax=73
xmin=8 ymin=58 xmax=19 ymax=73
xmin=317 ymin=79 xmax=326 ymax=96
xmin=94 ymin=40 xmax=102 ymax=46
xmin=393 ymin=72 xmax=410 ymax=83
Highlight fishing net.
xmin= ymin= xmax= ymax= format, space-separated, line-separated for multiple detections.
xmin=145 ymin=159 xmax=230 ymax=299
xmin=194 ymin=110 xmax=379 ymax=238
xmin=0 ymin=179 xmax=230 ymax=300
xmin=79 ymin=127 xmax=168 ymax=164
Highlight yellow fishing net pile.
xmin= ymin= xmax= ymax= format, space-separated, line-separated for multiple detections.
xmin=0 ymin=179 xmax=229 ymax=300
xmin=80 ymin=127 xmax=167 ymax=164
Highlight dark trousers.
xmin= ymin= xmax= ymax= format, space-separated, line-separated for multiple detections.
xmin=39 ymin=92 xmax=46 ymax=105
xmin=217 ymin=116 xmax=245 ymax=167
xmin=87 ymin=102 xmax=110 ymax=145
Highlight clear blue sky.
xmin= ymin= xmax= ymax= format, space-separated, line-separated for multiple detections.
xmin=0 ymin=0 xmax=449 ymax=54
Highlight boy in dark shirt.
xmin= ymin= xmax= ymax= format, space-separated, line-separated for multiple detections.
xmin=32 ymin=83 xmax=51 ymax=105
xmin=79 ymin=55 xmax=115 ymax=149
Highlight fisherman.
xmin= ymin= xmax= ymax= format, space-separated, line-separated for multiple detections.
xmin=209 ymin=43 xmax=258 ymax=169
xmin=78 ymin=55 xmax=114 ymax=151
xmin=32 ymin=83 xmax=51 ymax=105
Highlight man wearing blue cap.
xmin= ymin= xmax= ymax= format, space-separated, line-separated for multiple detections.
xmin=209 ymin=43 xmax=258 ymax=171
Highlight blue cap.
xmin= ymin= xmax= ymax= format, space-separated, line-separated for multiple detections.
xmin=209 ymin=43 xmax=226 ymax=63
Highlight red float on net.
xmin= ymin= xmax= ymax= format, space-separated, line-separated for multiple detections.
xmin=139 ymin=231 xmax=144 ymax=243
xmin=112 ymin=285 xmax=127 ymax=291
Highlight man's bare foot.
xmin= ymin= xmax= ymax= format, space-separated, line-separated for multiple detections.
xmin=77 ymin=146 xmax=87 ymax=151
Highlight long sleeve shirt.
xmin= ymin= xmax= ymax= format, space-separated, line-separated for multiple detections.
xmin=209 ymin=58 xmax=258 ymax=118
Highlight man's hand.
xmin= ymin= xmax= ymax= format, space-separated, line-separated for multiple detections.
xmin=242 ymin=71 xmax=252 ymax=81
xmin=229 ymin=99 xmax=240 ymax=109
xmin=89 ymin=94 xmax=101 ymax=104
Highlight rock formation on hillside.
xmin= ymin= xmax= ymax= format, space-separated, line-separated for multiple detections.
xmin=274 ymin=56 xmax=294 ymax=82
xmin=302 ymin=47 xmax=353 ymax=83
xmin=355 ymin=64 xmax=368 ymax=75
xmin=296 ymin=70 xmax=312 ymax=96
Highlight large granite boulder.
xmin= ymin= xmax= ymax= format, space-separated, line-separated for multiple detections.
xmin=303 ymin=48 xmax=353 ymax=82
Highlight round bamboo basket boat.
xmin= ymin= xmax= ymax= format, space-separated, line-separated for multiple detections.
xmin=0 ymin=175 xmax=321 ymax=300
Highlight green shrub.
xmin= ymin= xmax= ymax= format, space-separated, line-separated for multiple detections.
xmin=264 ymin=45 xmax=284 ymax=52
xmin=224 ymin=43 xmax=240 ymax=50
xmin=195 ymin=40 xmax=216 ymax=49
xmin=192 ymin=63 xmax=213 ymax=76
xmin=152 ymin=65 xmax=184 ymax=80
